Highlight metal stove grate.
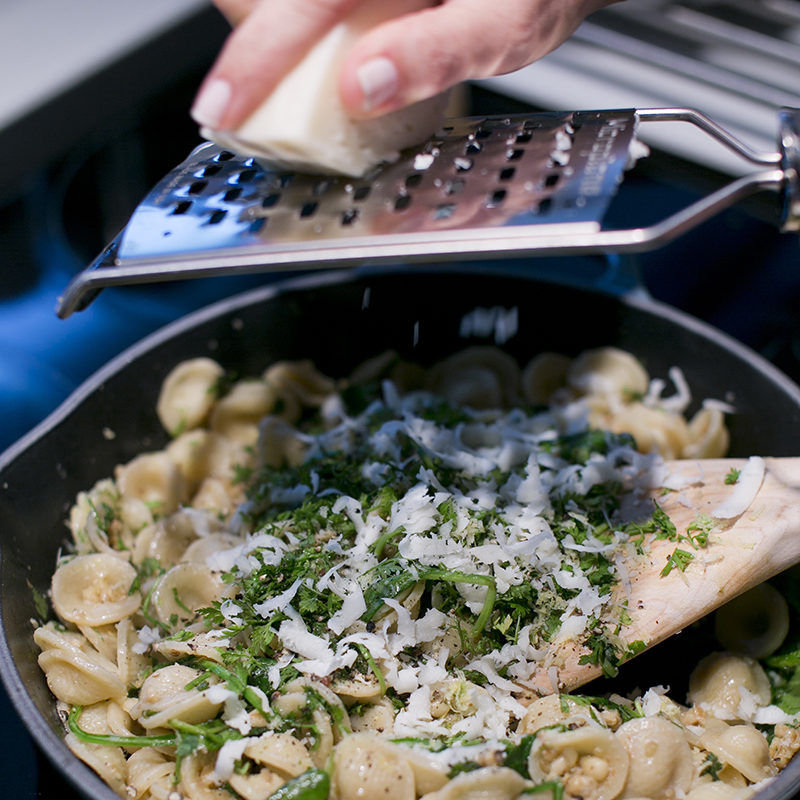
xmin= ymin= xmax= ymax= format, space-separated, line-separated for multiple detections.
xmin=481 ymin=0 xmax=800 ymax=173
xmin=584 ymin=0 xmax=800 ymax=108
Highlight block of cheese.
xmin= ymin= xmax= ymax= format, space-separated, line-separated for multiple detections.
xmin=203 ymin=0 xmax=447 ymax=178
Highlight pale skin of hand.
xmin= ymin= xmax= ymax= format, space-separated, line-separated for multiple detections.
xmin=191 ymin=0 xmax=622 ymax=131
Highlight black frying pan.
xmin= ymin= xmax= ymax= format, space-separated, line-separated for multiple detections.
xmin=3 ymin=267 xmax=800 ymax=800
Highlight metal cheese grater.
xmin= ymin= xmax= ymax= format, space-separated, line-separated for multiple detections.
xmin=57 ymin=107 xmax=800 ymax=317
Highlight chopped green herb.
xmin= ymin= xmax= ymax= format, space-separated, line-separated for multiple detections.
xmin=724 ymin=468 xmax=741 ymax=485
xmin=660 ymin=548 xmax=695 ymax=577
xmin=265 ymin=769 xmax=329 ymax=800
xmin=700 ymin=752 xmax=724 ymax=780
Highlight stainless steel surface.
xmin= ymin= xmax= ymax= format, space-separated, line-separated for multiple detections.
xmin=779 ymin=107 xmax=800 ymax=231
xmin=481 ymin=0 xmax=800 ymax=174
xmin=57 ymin=108 xmax=796 ymax=318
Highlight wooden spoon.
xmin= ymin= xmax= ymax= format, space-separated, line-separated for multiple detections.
xmin=526 ymin=456 xmax=800 ymax=693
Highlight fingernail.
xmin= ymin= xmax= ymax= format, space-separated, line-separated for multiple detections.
xmin=190 ymin=78 xmax=232 ymax=129
xmin=357 ymin=56 xmax=399 ymax=112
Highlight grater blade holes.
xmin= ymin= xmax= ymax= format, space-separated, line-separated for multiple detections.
xmin=299 ymin=202 xmax=319 ymax=218
xmin=206 ymin=209 xmax=227 ymax=225
xmin=434 ymin=203 xmax=456 ymax=220
xmin=443 ymin=179 xmax=465 ymax=195
xmin=233 ymin=168 xmax=258 ymax=184
xmin=341 ymin=209 xmax=359 ymax=226
xmin=171 ymin=200 xmax=192 ymax=216
xmin=113 ymin=111 xmax=638 ymax=267
xmin=487 ymin=189 xmax=507 ymax=208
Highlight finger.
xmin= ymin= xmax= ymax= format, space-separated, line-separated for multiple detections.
xmin=339 ymin=0 xmax=613 ymax=118
xmin=192 ymin=0 xmax=363 ymax=130
xmin=213 ymin=0 xmax=259 ymax=26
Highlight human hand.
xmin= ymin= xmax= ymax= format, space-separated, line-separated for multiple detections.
xmin=191 ymin=0 xmax=621 ymax=131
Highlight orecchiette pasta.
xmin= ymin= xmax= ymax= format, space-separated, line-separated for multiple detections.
xmin=425 ymin=346 xmax=521 ymax=409
xmin=66 ymin=704 xmax=129 ymax=797
xmin=528 ymin=722 xmax=629 ymax=800
xmin=228 ymin=733 xmax=312 ymax=800
xmin=690 ymin=716 xmax=777 ymax=784
xmin=115 ymin=452 xmax=187 ymax=515
xmin=714 ymin=584 xmax=790 ymax=660
xmin=208 ymin=379 xmax=279 ymax=445
xmin=566 ymin=347 xmax=650 ymax=398
xmin=331 ymin=733 xmax=416 ymax=800
xmin=51 ymin=554 xmax=140 ymax=626
xmin=688 ymin=653 xmax=772 ymax=720
xmin=35 ymin=625 xmax=127 ymax=706
xmin=521 ymin=352 xmax=572 ymax=406
xmin=156 ymin=357 xmax=226 ymax=436
xmin=615 ymin=717 xmax=693 ymax=800
xmin=148 ymin=562 xmax=227 ymax=629
xmin=33 ymin=349 xmax=797 ymax=800
xmin=131 ymin=664 xmax=223 ymax=730
xmin=126 ymin=748 xmax=176 ymax=800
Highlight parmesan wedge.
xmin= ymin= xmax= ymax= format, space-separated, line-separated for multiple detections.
xmin=204 ymin=0 xmax=448 ymax=177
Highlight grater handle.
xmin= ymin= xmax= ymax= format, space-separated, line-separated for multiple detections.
xmin=778 ymin=107 xmax=800 ymax=233
xmin=636 ymin=107 xmax=783 ymax=168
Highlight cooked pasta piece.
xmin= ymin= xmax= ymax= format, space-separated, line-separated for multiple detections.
xmin=527 ymin=722 xmax=629 ymax=800
xmin=51 ymin=553 xmax=140 ymax=626
xmin=685 ymin=407 xmax=730 ymax=459
xmin=208 ymin=379 xmax=279 ymax=445
xmin=714 ymin=584 xmax=790 ymax=659
xmin=331 ymin=733 xmax=416 ymax=800
xmin=131 ymin=664 xmax=223 ymax=730
xmin=35 ymin=626 xmax=126 ymax=706
xmin=616 ymin=717 xmax=693 ymax=800
xmin=65 ymin=704 xmax=128 ymax=796
xmin=688 ymin=653 xmax=772 ymax=720
xmin=156 ymin=357 xmax=225 ymax=437
xmin=126 ymin=748 xmax=176 ymax=800
xmin=148 ymin=562 xmax=226 ymax=629
xmin=521 ymin=352 xmax=572 ymax=405
xmin=115 ymin=452 xmax=187 ymax=515
xmin=567 ymin=347 xmax=650 ymax=398
xmin=425 ymin=346 xmax=521 ymax=409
